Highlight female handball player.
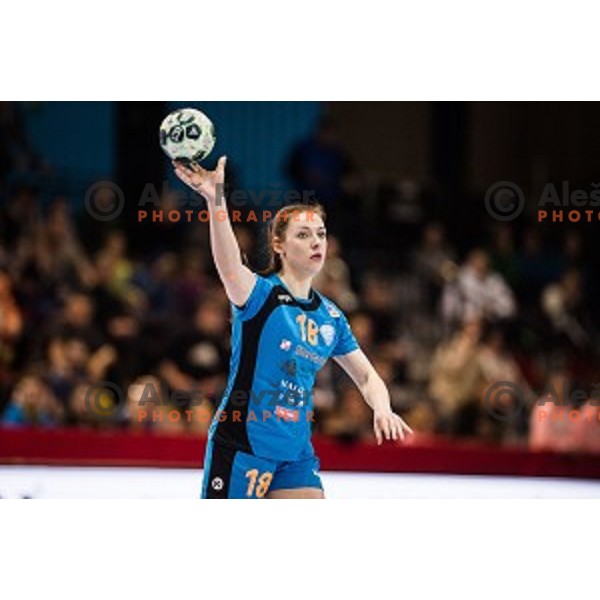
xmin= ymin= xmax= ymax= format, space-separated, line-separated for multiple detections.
xmin=173 ymin=157 xmax=413 ymax=499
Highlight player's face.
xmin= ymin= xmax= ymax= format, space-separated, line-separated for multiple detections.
xmin=278 ymin=211 xmax=327 ymax=276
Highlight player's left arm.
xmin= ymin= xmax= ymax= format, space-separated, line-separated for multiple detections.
xmin=333 ymin=349 xmax=413 ymax=445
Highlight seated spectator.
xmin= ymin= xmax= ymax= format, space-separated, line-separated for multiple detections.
xmin=529 ymin=373 xmax=600 ymax=454
xmin=516 ymin=228 xmax=560 ymax=308
xmin=103 ymin=309 xmax=146 ymax=389
xmin=131 ymin=252 xmax=178 ymax=318
xmin=541 ymin=268 xmax=591 ymax=350
xmin=529 ymin=373 xmax=586 ymax=453
xmin=428 ymin=318 xmax=485 ymax=437
xmin=93 ymin=230 xmax=135 ymax=303
xmin=441 ymin=248 xmax=516 ymax=328
xmin=45 ymin=334 xmax=85 ymax=405
xmin=160 ymin=296 xmax=229 ymax=410
xmin=50 ymin=291 xmax=105 ymax=350
xmin=476 ymin=323 xmax=532 ymax=444
xmin=412 ymin=222 xmax=457 ymax=311
xmin=173 ymin=252 xmax=209 ymax=318
xmin=67 ymin=379 xmax=125 ymax=429
xmin=361 ymin=273 xmax=399 ymax=343
xmin=488 ymin=225 xmax=519 ymax=290
xmin=2 ymin=374 xmax=63 ymax=427
xmin=125 ymin=376 xmax=190 ymax=435
xmin=0 ymin=270 xmax=23 ymax=373
xmin=68 ymin=381 xmax=109 ymax=428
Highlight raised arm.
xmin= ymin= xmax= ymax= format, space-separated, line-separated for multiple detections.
xmin=334 ymin=348 xmax=413 ymax=445
xmin=173 ymin=157 xmax=256 ymax=307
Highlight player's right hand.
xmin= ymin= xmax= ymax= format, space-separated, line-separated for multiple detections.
xmin=173 ymin=156 xmax=227 ymax=206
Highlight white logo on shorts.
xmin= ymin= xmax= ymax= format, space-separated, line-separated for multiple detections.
xmin=211 ymin=477 xmax=224 ymax=491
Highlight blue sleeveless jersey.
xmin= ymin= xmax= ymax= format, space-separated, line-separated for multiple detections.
xmin=208 ymin=273 xmax=359 ymax=461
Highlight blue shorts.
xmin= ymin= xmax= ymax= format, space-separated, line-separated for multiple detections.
xmin=201 ymin=439 xmax=323 ymax=499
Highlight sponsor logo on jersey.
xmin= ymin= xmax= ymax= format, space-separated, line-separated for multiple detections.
xmin=277 ymin=293 xmax=293 ymax=303
xmin=325 ymin=302 xmax=341 ymax=318
xmin=280 ymin=379 xmax=305 ymax=397
xmin=282 ymin=358 xmax=315 ymax=378
xmin=211 ymin=477 xmax=224 ymax=491
xmin=278 ymin=378 xmax=306 ymax=406
xmin=279 ymin=339 xmax=292 ymax=351
xmin=319 ymin=324 xmax=336 ymax=346
xmin=275 ymin=405 xmax=300 ymax=421
xmin=281 ymin=359 xmax=297 ymax=376
xmin=294 ymin=345 xmax=326 ymax=367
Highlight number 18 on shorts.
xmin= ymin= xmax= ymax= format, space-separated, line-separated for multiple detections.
xmin=201 ymin=440 xmax=323 ymax=499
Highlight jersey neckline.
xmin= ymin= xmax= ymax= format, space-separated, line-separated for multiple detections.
xmin=271 ymin=273 xmax=320 ymax=310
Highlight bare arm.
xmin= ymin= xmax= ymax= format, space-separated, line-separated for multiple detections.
xmin=334 ymin=348 xmax=413 ymax=444
xmin=173 ymin=157 xmax=255 ymax=307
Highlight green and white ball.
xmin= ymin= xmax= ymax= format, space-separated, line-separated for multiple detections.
xmin=159 ymin=107 xmax=216 ymax=163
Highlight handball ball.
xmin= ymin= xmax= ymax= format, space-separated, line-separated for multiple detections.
xmin=159 ymin=107 xmax=216 ymax=164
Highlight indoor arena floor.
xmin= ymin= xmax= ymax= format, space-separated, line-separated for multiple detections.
xmin=2 ymin=466 xmax=600 ymax=498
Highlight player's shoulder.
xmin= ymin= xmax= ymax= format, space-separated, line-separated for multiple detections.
xmin=261 ymin=272 xmax=285 ymax=296
xmin=231 ymin=272 xmax=278 ymax=319
xmin=254 ymin=272 xmax=276 ymax=288
xmin=246 ymin=272 xmax=304 ymax=308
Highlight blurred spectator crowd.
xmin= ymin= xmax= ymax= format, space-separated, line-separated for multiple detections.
xmin=1 ymin=104 xmax=600 ymax=454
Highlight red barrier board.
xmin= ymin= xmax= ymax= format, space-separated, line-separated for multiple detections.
xmin=1 ymin=427 xmax=599 ymax=479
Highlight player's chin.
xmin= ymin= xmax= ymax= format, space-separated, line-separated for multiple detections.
xmin=306 ymin=259 xmax=324 ymax=275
